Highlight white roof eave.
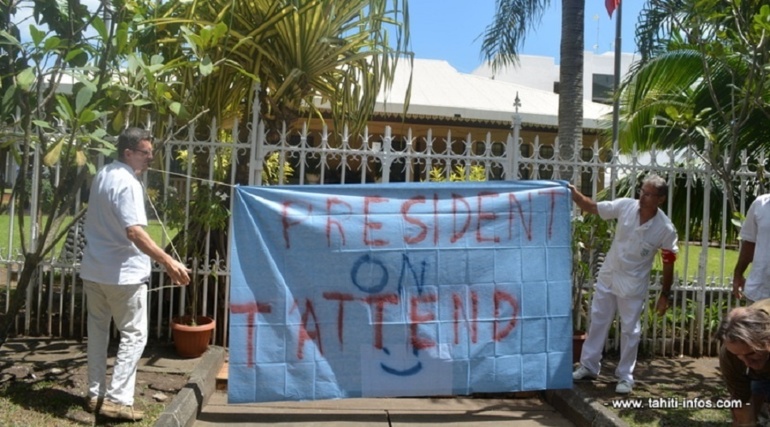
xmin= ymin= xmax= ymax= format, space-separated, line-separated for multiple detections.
xmin=315 ymin=58 xmax=611 ymax=131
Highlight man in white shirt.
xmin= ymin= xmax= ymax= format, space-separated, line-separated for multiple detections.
xmin=80 ymin=127 xmax=190 ymax=421
xmin=733 ymin=193 xmax=770 ymax=303
xmin=569 ymin=174 xmax=679 ymax=394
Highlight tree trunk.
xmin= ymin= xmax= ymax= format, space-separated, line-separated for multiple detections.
xmin=558 ymin=0 xmax=585 ymax=179
xmin=0 ymin=255 xmax=41 ymax=346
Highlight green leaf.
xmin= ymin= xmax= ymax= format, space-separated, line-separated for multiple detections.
xmin=0 ymin=30 xmax=20 ymax=45
xmin=91 ymin=16 xmax=108 ymax=40
xmin=693 ymin=125 xmax=712 ymax=141
xmin=16 ymin=68 xmax=36 ymax=92
xmin=199 ymin=25 xmax=212 ymax=46
xmin=110 ymin=111 xmax=124 ymax=133
xmin=115 ymin=25 xmax=129 ymax=54
xmin=29 ymin=25 xmax=45 ymax=46
xmin=169 ymin=102 xmax=182 ymax=115
xmin=128 ymin=99 xmax=153 ymax=107
xmin=1 ymin=86 xmax=16 ymax=110
xmin=235 ymin=68 xmax=260 ymax=82
xmin=73 ymin=73 xmax=97 ymax=93
xmin=213 ymin=22 xmax=228 ymax=40
xmin=199 ymin=55 xmax=213 ymax=76
xmin=43 ymin=36 xmax=61 ymax=51
xmin=65 ymin=48 xmax=85 ymax=63
xmin=68 ymin=50 xmax=89 ymax=67
xmin=78 ymin=108 xmax=98 ymax=124
xmin=55 ymin=94 xmax=75 ymax=121
xmin=32 ymin=120 xmax=54 ymax=131
xmin=127 ymin=54 xmax=142 ymax=75
xmin=146 ymin=63 xmax=165 ymax=74
xmin=664 ymin=106 xmax=681 ymax=121
xmin=75 ymin=86 xmax=93 ymax=114
xmin=92 ymin=147 xmax=115 ymax=158
xmin=90 ymin=128 xmax=107 ymax=140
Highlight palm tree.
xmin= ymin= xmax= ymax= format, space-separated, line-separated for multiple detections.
xmin=619 ymin=0 xmax=770 ymax=215
xmin=118 ymin=0 xmax=413 ymax=327
xmin=127 ymin=0 xmax=412 ymax=260
xmin=480 ymin=0 xmax=585 ymax=173
xmin=141 ymin=0 xmax=410 ymax=140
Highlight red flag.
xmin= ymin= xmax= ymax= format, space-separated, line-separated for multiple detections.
xmin=605 ymin=0 xmax=620 ymax=18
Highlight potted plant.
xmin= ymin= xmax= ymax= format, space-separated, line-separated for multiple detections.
xmin=571 ymin=212 xmax=614 ymax=363
xmin=162 ymin=149 xmax=294 ymax=357
xmin=162 ymin=181 xmax=229 ymax=358
xmin=170 ymin=258 xmax=216 ymax=358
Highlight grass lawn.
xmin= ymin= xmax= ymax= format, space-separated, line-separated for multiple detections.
xmin=0 ymin=214 xmax=174 ymax=258
xmin=0 ymin=213 xmax=742 ymax=284
xmin=652 ymin=244 xmax=740 ymax=283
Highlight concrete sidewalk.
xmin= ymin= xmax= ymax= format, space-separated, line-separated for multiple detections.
xmin=1 ymin=338 xmax=723 ymax=426
xmin=193 ymin=393 xmax=574 ymax=426
xmin=169 ymin=350 xmax=624 ymax=427
xmin=0 ymin=339 xmax=626 ymax=427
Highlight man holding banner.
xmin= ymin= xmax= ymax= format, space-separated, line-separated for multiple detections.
xmin=80 ymin=127 xmax=190 ymax=420
xmin=569 ymin=175 xmax=678 ymax=394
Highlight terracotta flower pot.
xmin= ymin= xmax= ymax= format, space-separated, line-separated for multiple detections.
xmin=171 ymin=315 xmax=215 ymax=358
xmin=573 ymin=331 xmax=587 ymax=364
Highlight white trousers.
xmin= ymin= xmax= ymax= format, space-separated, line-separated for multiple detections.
xmin=579 ymin=280 xmax=646 ymax=384
xmin=84 ymin=280 xmax=148 ymax=406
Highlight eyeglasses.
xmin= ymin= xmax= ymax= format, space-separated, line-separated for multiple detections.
xmin=131 ymin=148 xmax=153 ymax=156
xmin=637 ymin=189 xmax=663 ymax=198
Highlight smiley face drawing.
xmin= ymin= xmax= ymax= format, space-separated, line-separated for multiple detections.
xmin=351 ymin=254 xmax=430 ymax=377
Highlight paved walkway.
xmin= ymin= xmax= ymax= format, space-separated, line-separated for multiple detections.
xmin=194 ymin=393 xmax=574 ymax=426
xmin=189 ymin=358 xmax=581 ymax=427
xmin=0 ymin=339 xmax=638 ymax=426
xmin=187 ymin=351 xmax=726 ymax=427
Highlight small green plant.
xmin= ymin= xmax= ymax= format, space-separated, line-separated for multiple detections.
xmin=262 ymin=152 xmax=294 ymax=185
xmin=426 ymin=164 xmax=487 ymax=182
xmin=704 ymin=297 xmax=728 ymax=336
xmin=571 ymin=213 xmax=614 ymax=332
xmin=160 ymin=149 xmax=293 ymax=324
xmin=164 ymin=184 xmax=230 ymax=236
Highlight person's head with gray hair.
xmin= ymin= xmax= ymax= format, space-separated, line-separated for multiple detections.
xmin=637 ymin=174 xmax=669 ymax=209
xmin=642 ymin=174 xmax=668 ymax=197
xmin=718 ymin=306 xmax=770 ymax=370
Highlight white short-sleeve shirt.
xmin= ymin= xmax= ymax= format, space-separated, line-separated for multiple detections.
xmin=596 ymin=198 xmax=679 ymax=298
xmin=80 ymin=161 xmax=150 ymax=285
xmin=739 ymin=194 xmax=770 ymax=301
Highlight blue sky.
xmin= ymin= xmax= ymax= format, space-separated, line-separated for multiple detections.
xmin=408 ymin=1 xmax=644 ymax=73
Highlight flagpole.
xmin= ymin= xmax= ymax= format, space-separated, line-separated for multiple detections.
xmin=610 ymin=0 xmax=622 ymax=196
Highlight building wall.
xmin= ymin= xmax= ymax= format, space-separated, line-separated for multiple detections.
xmin=471 ymin=51 xmax=639 ymax=103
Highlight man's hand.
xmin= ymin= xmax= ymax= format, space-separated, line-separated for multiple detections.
xmin=567 ymin=183 xmax=599 ymax=214
xmin=126 ymin=225 xmax=191 ymax=286
xmin=731 ymin=402 xmax=756 ymax=426
xmin=732 ymin=275 xmax=745 ymax=300
xmin=165 ymin=259 xmax=191 ymax=286
xmin=655 ymin=294 xmax=670 ymax=316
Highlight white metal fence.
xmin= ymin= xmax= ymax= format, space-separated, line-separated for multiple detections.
xmin=0 ymin=112 xmax=763 ymax=357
